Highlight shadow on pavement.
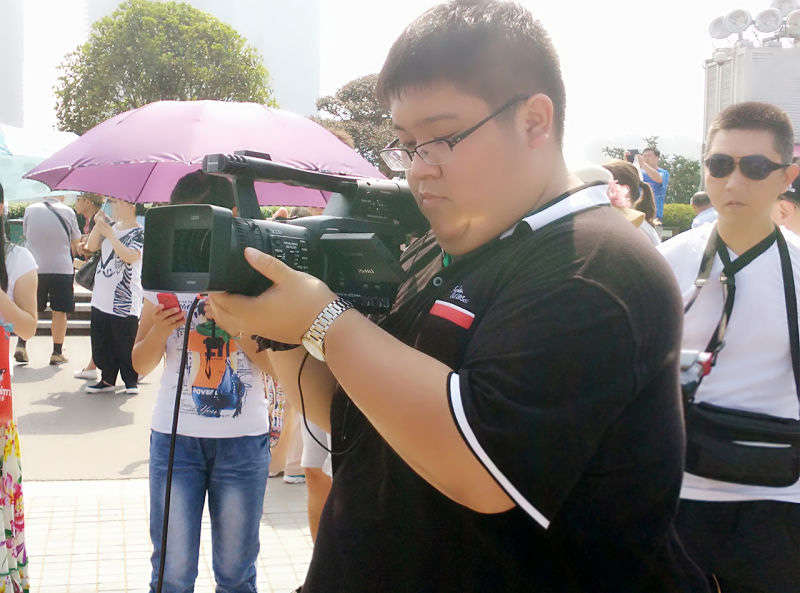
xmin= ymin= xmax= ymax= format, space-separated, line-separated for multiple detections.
xmin=11 ymin=363 xmax=61 ymax=383
xmin=16 ymin=388 xmax=135 ymax=435
xmin=119 ymin=459 xmax=149 ymax=476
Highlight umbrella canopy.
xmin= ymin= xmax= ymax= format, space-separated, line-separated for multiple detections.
xmin=25 ymin=100 xmax=384 ymax=206
xmin=0 ymin=124 xmax=79 ymax=201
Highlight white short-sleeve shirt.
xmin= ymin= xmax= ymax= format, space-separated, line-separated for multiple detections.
xmin=659 ymin=224 xmax=800 ymax=502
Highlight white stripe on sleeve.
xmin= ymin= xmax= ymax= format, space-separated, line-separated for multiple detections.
xmin=448 ymin=373 xmax=551 ymax=529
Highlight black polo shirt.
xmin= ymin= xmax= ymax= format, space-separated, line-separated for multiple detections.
xmin=303 ymin=184 xmax=708 ymax=593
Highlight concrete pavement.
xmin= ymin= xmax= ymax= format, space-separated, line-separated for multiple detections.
xmin=14 ymin=333 xmax=313 ymax=592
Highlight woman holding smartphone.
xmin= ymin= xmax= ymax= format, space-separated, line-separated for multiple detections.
xmin=132 ymin=171 xmax=272 ymax=593
xmin=0 ymin=183 xmax=38 ymax=590
xmin=84 ymin=198 xmax=144 ymax=394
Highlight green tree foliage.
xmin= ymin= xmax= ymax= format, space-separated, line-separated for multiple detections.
xmin=55 ymin=0 xmax=276 ymax=134
xmin=601 ymin=137 xmax=701 ymax=205
xmin=315 ymin=74 xmax=394 ymax=169
xmin=6 ymin=202 xmax=29 ymax=220
xmin=662 ymin=203 xmax=696 ymax=233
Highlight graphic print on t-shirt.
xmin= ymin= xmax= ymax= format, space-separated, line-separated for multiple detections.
xmin=185 ymin=299 xmax=248 ymax=418
xmin=97 ymin=227 xmax=144 ymax=316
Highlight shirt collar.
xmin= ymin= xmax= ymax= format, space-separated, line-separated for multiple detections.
xmin=500 ymin=182 xmax=610 ymax=239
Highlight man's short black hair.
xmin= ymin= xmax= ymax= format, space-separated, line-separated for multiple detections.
xmin=642 ymin=147 xmax=660 ymax=158
xmin=376 ymin=0 xmax=566 ymax=144
xmin=690 ymin=191 xmax=711 ymax=208
xmin=707 ymin=102 xmax=795 ymax=164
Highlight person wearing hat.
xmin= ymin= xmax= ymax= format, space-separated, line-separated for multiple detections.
xmin=74 ymin=193 xmax=106 ymax=237
xmin=773 ymin=159 xmax=800 ymax=234
xmin=73 ymin=193 xmax=106 ymax=380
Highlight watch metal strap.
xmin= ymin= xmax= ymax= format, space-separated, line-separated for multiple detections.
xmin=304 ymin=298 xmax=353 ymax=354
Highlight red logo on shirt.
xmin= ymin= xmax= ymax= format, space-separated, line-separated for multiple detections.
xmin=429 ymin=300 xmax=475 ymax=330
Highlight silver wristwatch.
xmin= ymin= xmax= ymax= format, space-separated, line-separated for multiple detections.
xmin=301 ymin=298 xmax=353 ymax=361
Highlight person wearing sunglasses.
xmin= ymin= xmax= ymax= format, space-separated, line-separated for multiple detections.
xmin=207 ymin=2 xmax=708 ymax=591
xmin=659 ymin=102 xmax=800 ymax=593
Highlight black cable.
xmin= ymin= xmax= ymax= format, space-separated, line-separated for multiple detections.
xmin=296 ymin=350 xmax=363 ymax=456
xmin=156 ymin=295 xmax=203 ymax=593
xmin=294 ymin=236 xmax=430 ymax=457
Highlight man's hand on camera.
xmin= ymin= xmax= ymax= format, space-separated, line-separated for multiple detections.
xmin=207 ymin=247 xmax=338 ymax=345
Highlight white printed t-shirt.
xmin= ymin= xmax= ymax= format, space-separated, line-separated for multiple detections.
xmin=659 ymin=224 xmax=800 ymax=503
xmin=144 ymin=292 xmax=268 ymax=438
xmin=90 ymin=225 xmax=144 ymax=318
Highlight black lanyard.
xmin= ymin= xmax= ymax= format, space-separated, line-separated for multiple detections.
xmin=686 ymin=224 xmax=800 ymax=409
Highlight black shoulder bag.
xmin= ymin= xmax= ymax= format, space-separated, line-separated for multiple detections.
xmin=43 ymin=201 xmax=72 ymax=243
xmin=682 ymin=225 xmax=800 ymax=487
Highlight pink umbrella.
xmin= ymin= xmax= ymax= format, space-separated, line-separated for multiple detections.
xmin=25 ymin=100 xmax=383 ymax=206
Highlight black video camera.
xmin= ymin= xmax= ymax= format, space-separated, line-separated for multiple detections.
xmin=141 ymin=152 xmax=429 ymax=314
xmin=625 ymin=149 xmax=639 ymax=163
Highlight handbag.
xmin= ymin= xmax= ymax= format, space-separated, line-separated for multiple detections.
xmin=74 ymin=252 xmax=100 ymax=290
xmin=681 ymin=225 xmax=800 ymax=487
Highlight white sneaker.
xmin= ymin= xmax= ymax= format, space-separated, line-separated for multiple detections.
xmin=283 ymin=474 xmax=306 ymax=484
xmin=74 ymin=368 xmax=99 ymax=380
xmin=125 ymin=386 xmax=139 ymax=395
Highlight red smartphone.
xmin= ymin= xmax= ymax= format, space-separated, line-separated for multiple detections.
xmin=156 ymin=292 xmax=180 ymax=311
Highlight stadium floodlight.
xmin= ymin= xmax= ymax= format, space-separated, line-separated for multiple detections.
xmin=724 ymin=9 xmax=753 ymax=34
xmin=709 ymin=16 xmax=731 ymax=39
xmin=786 ymin=9 xmax=800 ymax=36
xmin=755 ymin=8 xmax=783 ymax=32
xmin=771 ymin=0 xmax=800 ymax=18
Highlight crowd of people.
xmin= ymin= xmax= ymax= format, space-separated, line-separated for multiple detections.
xmin=2 ymin=1 xmax=800 ymax=592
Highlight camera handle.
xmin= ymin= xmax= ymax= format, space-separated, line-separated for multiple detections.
xmin=155 ymin=295 xmax=203 ymax=593
xmin=203 ymin=151 xmax=356 ymax=222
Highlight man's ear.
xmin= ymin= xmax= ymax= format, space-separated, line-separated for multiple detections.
xmin=520 ymin=94 xmax=554 ymax=149
xmin=784 ymin=163 xmax=799 ymax=191
xmin=774 ymin=199 xmax=792 ymax=224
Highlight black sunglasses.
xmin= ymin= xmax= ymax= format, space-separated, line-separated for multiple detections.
xmin=705 ymin=154 xmax=790 ymax=181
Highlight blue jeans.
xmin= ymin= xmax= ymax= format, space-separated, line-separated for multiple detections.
xmin=149 ymin=431 xmax=270 ymax=593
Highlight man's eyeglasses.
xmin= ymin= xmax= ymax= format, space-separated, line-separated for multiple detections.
xmin=379 ymin=94 xmax=529 ymax=172
xmin=705 ymin=154 xmax=790 ymax=181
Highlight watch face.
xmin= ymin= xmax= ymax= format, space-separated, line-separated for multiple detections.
xmin=302 ymin=336 xmax=325 ymax=361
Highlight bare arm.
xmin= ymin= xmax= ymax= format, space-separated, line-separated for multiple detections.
xmin=637 ymin=156 xmax=663 ymax=183
xmin=85 ymin=219 xmax=104 ymax=253
xmin=0 ymin=270 xmax=38 ymax=340
xmin=268 ymin=347 xmax=336 ymax=432
xmin=234 ymin=339 xmax=335 ymax=431
xmin=208 ymin=250 xmax=513 ymax=513
xmin=132 ymin=299 xmax=184 ymax=375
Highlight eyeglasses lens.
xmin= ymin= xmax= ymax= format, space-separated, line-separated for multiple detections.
xmin=416 ymin=141 xmax=451 ymax=167
xmin=706 ymin=155 xmax=735 ymax=179
xmin=380 ymin=150 xmax=411 ymax=172
xmin=706 ymin=154 xmax=781 ymax=181
xmin=739 ymin=156 xmax=772 ymax=180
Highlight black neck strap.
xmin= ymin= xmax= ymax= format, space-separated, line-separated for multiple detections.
xmin=686 ymin=224 xmax=800 ymax=407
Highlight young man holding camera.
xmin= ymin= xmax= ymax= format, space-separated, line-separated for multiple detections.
xmin=659 ymin=102 xmax=800 ymax=593
xmin=209 ymin=2 xmax=706 ymax=591
xmin=639 ymin=147 xmax=670 ymax=221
